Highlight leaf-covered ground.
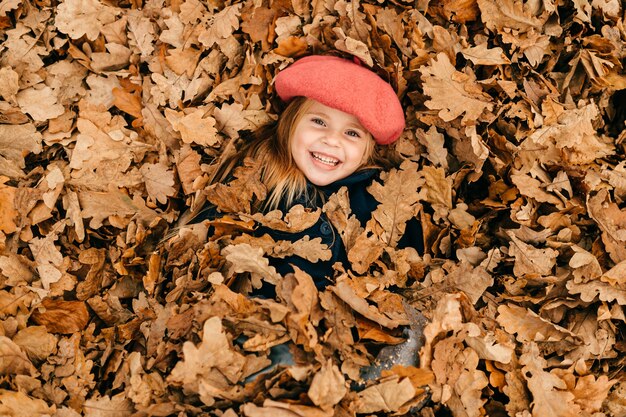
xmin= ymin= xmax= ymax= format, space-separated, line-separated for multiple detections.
xmin=1 ymin=0 xmax=626 ymax=415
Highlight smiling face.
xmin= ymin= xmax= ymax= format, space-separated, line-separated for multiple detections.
xmin=289 ymin=100 xmax=374 ymax=186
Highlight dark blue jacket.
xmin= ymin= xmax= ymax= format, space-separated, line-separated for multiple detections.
xmin=198 ymin=169 xmax=424 ymax=295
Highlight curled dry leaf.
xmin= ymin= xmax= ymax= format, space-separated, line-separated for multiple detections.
xmin=307 ymin=360 xmax=346 ymax=410
xmin=354 ymin=377 xmax=417 ymax=414
xmin=0 ymin=336 xmax=36 ymax=376
xmin=496 ymin=304 xmax=582 ymax=345
xmin=329 ymin=277 xmax=402 ymax=329
xmin=252 ymin=205 xmax=321 ymax=233
xmin=0 ymin=390 xmax=54 ymax=416
xmin=30 ymin=298 xmax=90 ymax=334
xmin=12 ymin=326 xmax=57 ymax=362
xmin=507 ymin=232 xmax=559 ymax=277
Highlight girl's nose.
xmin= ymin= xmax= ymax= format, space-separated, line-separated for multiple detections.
xmin=322 ymin=130 xmax=341 ymax=145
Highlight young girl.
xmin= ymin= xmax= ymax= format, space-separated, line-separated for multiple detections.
xmin=194 ymin=54 xmax=424 ymax=295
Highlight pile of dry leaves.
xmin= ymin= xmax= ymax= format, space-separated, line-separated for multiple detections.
xmin=1 ymin=0 xmax=625 ymax=415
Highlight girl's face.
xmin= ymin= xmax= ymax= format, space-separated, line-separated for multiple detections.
xmin=290 ymin=100 xmax=373 ymax=186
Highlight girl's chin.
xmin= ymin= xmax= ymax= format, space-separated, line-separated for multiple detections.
xmin=304 ymin=169 xmax=348 ymax=186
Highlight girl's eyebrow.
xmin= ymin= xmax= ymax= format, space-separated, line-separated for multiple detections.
xmin=307 ymin=112 xmax=366 ymax=131
xmin=306 ymin=111 xmax=329 ymax=119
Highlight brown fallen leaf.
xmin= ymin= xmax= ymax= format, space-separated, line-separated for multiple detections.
xmin=354 ymin=377 xmax=417 ymax=414
xmin=205 ymin=157 xmax=267 ymax=214
xmin=31 ymin=298 xmax=90 ymax=334
xmin=0 ymin=336 xmax=36 ymax=376
xmin=519 ymin=342 xmax=581 ymax=417
xmin=307 ymin=360 xmax=346 ymax=410
xmin=0 ymin=390 xmax=54 ymax=416
xmin=112 ymin=87 xmax=143 ymax=119
xmin=329 ymin=277 xmax=402 ymax=329
xmin=0 ymin=183 xmax=18 ymax=233
xmin=12 ymin=326 xmax=57 ymax=362
xmin=274 ymin=36 xmax=308 ymax=57
xmin=252 ymin=205 xmax=321 ymax=233
xmin=420 ymin=52 xmax=494 ymax=125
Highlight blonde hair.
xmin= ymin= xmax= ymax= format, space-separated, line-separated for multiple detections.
xmin=209 ymin=97 xmax=389 ymax=213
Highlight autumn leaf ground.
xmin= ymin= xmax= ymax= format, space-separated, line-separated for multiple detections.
xmin=0 ymin=0 xmax=625 ymax=416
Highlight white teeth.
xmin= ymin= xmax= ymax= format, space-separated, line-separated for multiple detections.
xmin=312 ymin=152 xmax=339 ymax=165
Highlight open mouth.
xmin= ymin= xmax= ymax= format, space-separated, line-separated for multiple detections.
xmin=311 ymin=152 xmax=340 ymax=166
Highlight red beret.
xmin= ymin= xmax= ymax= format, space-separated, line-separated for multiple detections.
xmin=274 ymin=55 xmax=405 ymax=145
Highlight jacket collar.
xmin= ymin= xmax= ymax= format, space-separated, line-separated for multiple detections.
xmin=317 ymin=168 xmax=379 ymax=195
xmin=278 ymin=169 xmax=380 ymax=211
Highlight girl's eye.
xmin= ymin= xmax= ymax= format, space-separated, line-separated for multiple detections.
xmin=312 ymin=118 xmax=326 ymax=126
xmin=346 ymin=130 xmax=361 ymax=138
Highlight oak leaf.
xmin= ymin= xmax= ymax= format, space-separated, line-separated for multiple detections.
xmin=168 ymin=316 xmax=247 ymax=394
xmin=519 ymin=342 xmax=581 ymax=417
xmin=0 ymin=184 xmax=17 ymax=233
xmin=570 ymin=374 xmax=615 ymax=413
xmin=510 ymin=171 xmax=564 ymax=208
xmin=140 ymin=162 xmax=176 ymax=204
xmin=0 ymin=66 xmax=19 ymax=105
xmin=420 ymin=52 xmax=493 ymax=125
xmin=322 ymin=187 xmax=363 ymax=251
xmin=205 ymin=158 xmax=266 ymax=214
xmin=12 ymin=326 xmax=57 ymax=362
xmin=79 ymin=188 xmax=158 ymax=229
xmin=252 ymin=205 xmax=321 ymax=233
xmin=241 ymin=6 xmax=276 ymax=50
xmin=347 ymin=229 xmax=386 ymax=274
xmin=127 ymin=9 xmax=155 ymax=59
xmin=91 ymin=43 xmax=131 ymax=72
xmin=175 ymin=145 xmax=202 ymax=195
xmin=477 ymin=0 xmax=543 ymax=32
xmin=462 ymin=43 xmax=510 ymax=65
xmin=273 ymin=236 xmax=331 ymax=262
xmin=507 ymin=232 xmax=558 ymax=277
xmin=16 ymin=85 xmax=65 ymax=122
xmin=223 ymin=243 xmax=282 ymax=288
xmin=496 ymin=304 xmax=581 ymax=344
xmin=0 ymin=337 xmax=36 ymax=376
xmin=165 ymin=107 xmax=219 ymax=146
xmin=566 ymin=280 xmax=626 ymax=305
xmin=307 ymin=360 xmax=347 ymax=410
xmin=112 ymin=88 xmax=142 ymax=119
xmin=354 ymin=377 xmax=416 ymax=413
xmin=179 ymin=0 xmax=206 ymax=23
xmin=83 ymin=393 xmax=134 ymax=417
xmin=165 ymin=47 xmax=202 ymax=77
xmin=0 ymin=253 xmax=34 ymax=285
xmin=54 ymin=0 xmax=117 ymax=40
xmin=444 ymin=261 xmax=493 ymax=305
xmin=333 ymin=30 xmax=373 ymax=66
xmin=587 ymin=189 xmax=626 ymax=264
xmin=0 ymin=390 xmax=53 ymax=416
xmin=0 ymin=123 xmax=42 ymax=179
xmin=329 ymin=277 xmax=401 ymax=329
xmin=368 ymin=160 xmax=423 ymax=247
xmin=275 ymin=36 xmax=309 ymax=57
xmin=214 ymin=103 xmax=250 ymax=139
xmin=241 ymin=400 xmax=331 ymax=417
xmin=416 ymin=126 xmax=448 ymax=170
xmin=198 ymin=4 xmax=242 ymax=47
xmin=28 ymin=231 xmax=64 ymax=290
